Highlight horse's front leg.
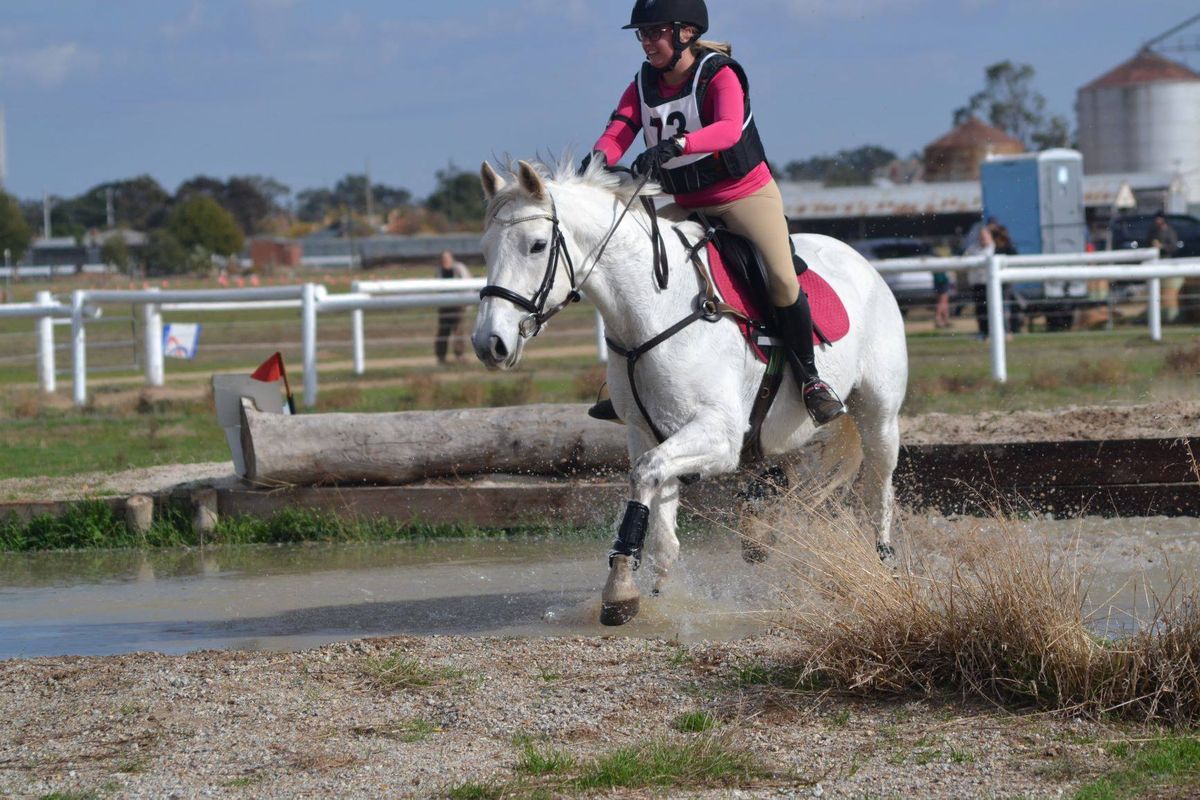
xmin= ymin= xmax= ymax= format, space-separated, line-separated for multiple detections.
xmin=601 ymin=415 xmax=741 ymax=626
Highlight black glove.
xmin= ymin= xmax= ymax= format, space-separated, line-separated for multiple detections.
xmin=578 ymin=150 xmax=608 ymax=175
xmin=632 ymin=138 xmax=683 ymax=179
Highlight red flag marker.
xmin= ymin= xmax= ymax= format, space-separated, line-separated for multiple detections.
xmin=251 ymin=352 xmax=295 ymax=414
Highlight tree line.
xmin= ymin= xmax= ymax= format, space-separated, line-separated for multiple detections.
xmin=0 ymin=164 xmax=487 ymax=275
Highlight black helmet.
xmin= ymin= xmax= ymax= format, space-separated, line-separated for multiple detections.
xmin=622 ymin=0 xmax=709 ymax=35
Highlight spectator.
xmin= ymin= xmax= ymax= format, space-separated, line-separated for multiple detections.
xmin=963 ymin=218 xmax=996 ymax=339
xmin=989 ymin=222 xmax=1023 ymax=334
xmin=932 ymin=271 xmax=952 ymax=329
xmin=1149 ymin=212 xmax=1183 ymax=323
xmin=435 ymin=250 xmax=471 ymax=364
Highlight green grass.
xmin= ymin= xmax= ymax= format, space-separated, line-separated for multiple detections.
xmin=446 ymin=736 xmax=769 ymax=798
xmin=572 ymin=736 xmax=766 ymax=792
xmin=515 ymin=741 xmax=576 ymax=775
xmin=672 ymin=710 xmax=718 ymax=733
xmin=360 ymin=652 xmax=467 ymax=690
xmin=0 ymin=503 xmax=600 ymax=552
xmin=733 ymin=661 xmax=827 ymax=692
xmin=1073 ymin=737 xmax=1200 ymax=799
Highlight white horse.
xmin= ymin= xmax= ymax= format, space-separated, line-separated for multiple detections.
xmin=473 ymin=158 xmax=908 ymax=625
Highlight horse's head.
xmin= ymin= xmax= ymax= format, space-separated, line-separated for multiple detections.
xmin=472 ymin=160 xmax=576 ymax=370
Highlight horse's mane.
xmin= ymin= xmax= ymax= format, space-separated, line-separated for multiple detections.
xmin=484 ymin=154 xmax=663 ymax=226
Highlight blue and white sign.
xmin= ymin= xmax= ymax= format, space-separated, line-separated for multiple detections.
xmin=163 ymin=323 xmax=202 ymax=360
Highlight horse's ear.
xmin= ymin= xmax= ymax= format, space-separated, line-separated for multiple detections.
xmin=516 ymin=160 xmax=546 ymax=199
xmin=480 ymin=162 xmax=505 ymax=200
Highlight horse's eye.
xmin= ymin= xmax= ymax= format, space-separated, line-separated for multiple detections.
xmin=530 ymin=240 xmax=548 ymax=254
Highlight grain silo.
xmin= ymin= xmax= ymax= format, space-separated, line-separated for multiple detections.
xmin=1076 ymin=49 xmax=1200 ymax=204
xmin=923 ymin=118 xmax=1025 ymax=183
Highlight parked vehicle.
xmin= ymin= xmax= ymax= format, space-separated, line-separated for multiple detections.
xmin=850 ymin=238 xmax=941 ymax=312
xmin=1110 ymin=213 xmax=1200 ymax=258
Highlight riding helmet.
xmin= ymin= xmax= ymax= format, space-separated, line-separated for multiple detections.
xmin=622 ymin=0 xmax=709 ymax=35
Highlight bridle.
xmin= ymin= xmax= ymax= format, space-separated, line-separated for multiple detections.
xmin=479 ymin=193 xmax=581 ymax=340
xmin=479 ymin=171 xmax=657 ymax=340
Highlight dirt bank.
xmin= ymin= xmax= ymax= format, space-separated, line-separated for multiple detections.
xmin=0 ymin=634 xmax=1122 ymax=799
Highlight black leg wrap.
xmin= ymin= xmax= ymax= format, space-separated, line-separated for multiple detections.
xmin=609 ymin=500 xmax=650 ymax=569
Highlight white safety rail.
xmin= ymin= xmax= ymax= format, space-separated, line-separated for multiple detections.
xmin=349 ymin=278 xmax=486 ymax=375
xmin=984 ymin=250 xmax=1200 ymax=381
xmin=348 ymin=278 xmax=609 ymax=378
xmin=3 ymin=246 xmax=1196 ymax=407
xmin=70 ymin=286 xmax=306 ymax=406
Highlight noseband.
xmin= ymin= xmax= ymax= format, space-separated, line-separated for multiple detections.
xmin=479 ymin=172 xmax=658 ymax=340
xmin=479 ymin=195 xmax=581 ymax=339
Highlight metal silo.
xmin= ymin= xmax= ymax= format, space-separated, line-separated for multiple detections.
xmin=1077 ymin=50 xmax=1200 ymax=204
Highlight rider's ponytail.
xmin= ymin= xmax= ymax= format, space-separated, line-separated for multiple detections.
xmin=691 ymin=39 xmax=732 ymax=57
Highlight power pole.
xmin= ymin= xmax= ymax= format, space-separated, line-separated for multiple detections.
xmin=106 ymin=187 xmax=115 ymax=228
xmin=43 ymin=191 xmax=51 ymax=239
xmin=364 ymin=159 xmax=375 ymax=231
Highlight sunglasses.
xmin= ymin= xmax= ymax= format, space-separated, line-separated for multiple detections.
xmin=634 ymin=24 xmax=675 ymax=43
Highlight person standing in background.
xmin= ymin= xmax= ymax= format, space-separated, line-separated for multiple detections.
xmin=964 ymin=218 xmax=996 ymax=338
xmin=435 ymin=250 xmax=471 ymax=364
xmin=1149 ymin=212 xmax=1183 ymax=323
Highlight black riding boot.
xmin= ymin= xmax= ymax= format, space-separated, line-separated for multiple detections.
xmin=775 ymin=294 xmax=846 ymax=425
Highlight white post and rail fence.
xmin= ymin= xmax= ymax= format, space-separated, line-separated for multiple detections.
xmin=2 ymin=247 xmax=1197 ymax=406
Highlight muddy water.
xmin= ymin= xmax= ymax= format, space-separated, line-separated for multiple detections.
xmin=0 ymin=532 xmax=776 ymax=660
xmin=1 ymin=516 xmax=1197 ymax=660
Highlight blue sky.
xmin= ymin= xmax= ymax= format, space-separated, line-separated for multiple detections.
xmin=1 ymin=0 xmax=1197 ymax=203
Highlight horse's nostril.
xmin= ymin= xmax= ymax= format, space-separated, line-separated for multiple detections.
xmin=491 ymin=336 xmax=508 ymax=360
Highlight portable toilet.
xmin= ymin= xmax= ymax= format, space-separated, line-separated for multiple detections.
xmin=980 ymin=149 xmax=1087 ymax=328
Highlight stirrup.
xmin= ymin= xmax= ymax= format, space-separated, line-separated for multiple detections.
xmin=802 ymin=379 xmax=846 ymax=426
xmin=587 ymin=398 xmax=623 ymax=423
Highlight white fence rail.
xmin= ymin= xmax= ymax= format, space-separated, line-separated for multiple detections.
xmin=2 ymin=246 xmax=1197 ymax=406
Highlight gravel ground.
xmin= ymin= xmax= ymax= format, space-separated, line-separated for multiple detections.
xmin=0 ymin=634 xmax=1118 ymax=799
xmin=2 ymin=400 xmax=1195 ymax=798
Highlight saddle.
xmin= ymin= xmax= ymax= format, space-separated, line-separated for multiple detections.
xmin=689 ymin=214 xmax=850 ymax=363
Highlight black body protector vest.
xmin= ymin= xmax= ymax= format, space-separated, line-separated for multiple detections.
xmin=636 ymin=52 xmax=767 ymax=195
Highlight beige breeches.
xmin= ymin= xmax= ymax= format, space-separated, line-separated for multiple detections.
xmin=667 ymin=178 xmax=799 ymax=307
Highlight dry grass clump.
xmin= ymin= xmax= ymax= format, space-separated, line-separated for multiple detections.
xmin=1162 ymin=339 xmax=1200 ymax=375
xmin=760 ymin=502 xmax=1200 ymax=725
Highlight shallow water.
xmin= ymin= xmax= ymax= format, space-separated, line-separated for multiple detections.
xmin=1 ymin=516 xmax=1197 ymax=660
xmin=0 ymin=531 xmax=777 ymax=659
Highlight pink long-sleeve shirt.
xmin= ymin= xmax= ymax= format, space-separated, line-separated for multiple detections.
xmin=592 ymin=65 xmax=771 ymax=207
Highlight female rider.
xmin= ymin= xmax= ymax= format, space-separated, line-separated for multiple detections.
xmin=583 ymin=0 xmax=845 ymax=426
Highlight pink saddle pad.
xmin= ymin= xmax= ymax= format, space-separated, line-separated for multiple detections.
xmin=707 ymin=241 xmax=850 ymax=363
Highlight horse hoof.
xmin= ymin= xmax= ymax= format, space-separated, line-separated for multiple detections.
xmin=600 ymin=598 xmax=640 ymax=626
xmin=876 ymin=543 xmax=896 ymax=566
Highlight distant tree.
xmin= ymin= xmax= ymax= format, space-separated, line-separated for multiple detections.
xmin=783 ymin=145 xmax=898 ymax=186
xmin=294 ymin=174 xmax=411 ymax=223
xmin=954 ymin=61 xmax=1071 ymax=150
xmin=425 ymin=164 xmax=485 ymax=227
xmin=140 ymin=230 xmax=189 ymax=276
xmin=295 ymin=188 xmax=336 ymax=222
xmin=52 ymin=176 xmax=171 ymax=232
xmin=176 ymin=175 xmax=292 ymax=236
xmin=168 ymin=196 xmax=244 ymax=256
xmin=100 ymin=235 xmax=131 ymax=274
xmin=0 ymin=192 xmax=33 ymax=263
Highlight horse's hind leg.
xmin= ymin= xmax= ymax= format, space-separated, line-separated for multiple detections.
xmin=847 ymin=392 xmax=900 ymax=561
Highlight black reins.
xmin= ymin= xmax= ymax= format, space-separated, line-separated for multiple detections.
xmin=479 ymin=171 xmax=657 ymax=340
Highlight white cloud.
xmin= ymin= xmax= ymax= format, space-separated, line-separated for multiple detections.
xmin=0 ymin=42 xmax=98 ymax=88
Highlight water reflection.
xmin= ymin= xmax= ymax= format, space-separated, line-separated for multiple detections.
xmin=1 ymin=515 xmax=1197 ymax=660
